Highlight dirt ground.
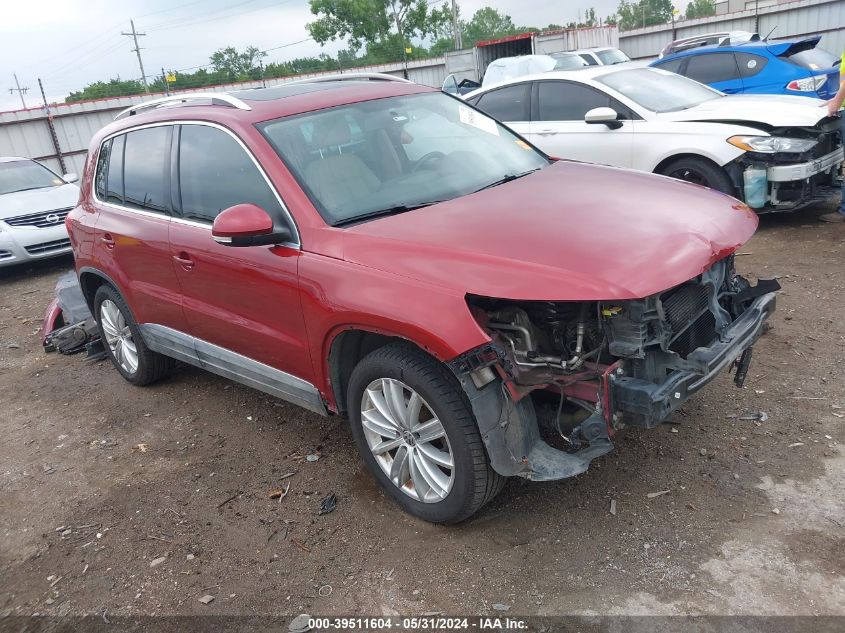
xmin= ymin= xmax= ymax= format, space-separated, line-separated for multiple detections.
xmin=1 ymin=201 xmax=843 ymax=622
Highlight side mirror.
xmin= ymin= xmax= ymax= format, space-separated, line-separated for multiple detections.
xmin=62 ymin=172 xmax=79 ymax=183
xmin=585 ymin=107 xmax=623 ymax=130
xmin=211 ymin=203 xmax=292 ymax=247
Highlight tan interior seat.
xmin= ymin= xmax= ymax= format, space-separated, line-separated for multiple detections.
xmin=303 ymin=116 xmax=380 ymax=212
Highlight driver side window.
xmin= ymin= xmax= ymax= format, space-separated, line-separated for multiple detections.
xmin=177 ymin=124 xmax=283 ymax=224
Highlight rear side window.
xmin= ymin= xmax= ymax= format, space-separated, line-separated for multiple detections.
xmin=474 ymin=84 xmax=530 ymax=122
xmin=653 ymin=57 xmax=684 ymax=73
xmin=684 ymin=53 xmax=741 ymax=83
xmin=94 ymin=139 xmax=111 ymax=200
xmin=106 ymin=135 xmax=124 ymax=205
xmin=177 ymin=124 xmax=282 ymax=224
xmin=123 ymin=126 xmax=170 ymax=214
xmin=736 ymin=53 xmax=769 ymax=78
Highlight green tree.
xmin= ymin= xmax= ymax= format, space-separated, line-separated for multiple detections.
xmin=462 ymin=7 xmax=517 ymax=45
xmin=616 ymin=0 xmax=673 ymax=31
xmin=307 ymin=0 xmax=449 ymax=56
xmin=65 ymin=78 xmax=146 ymax=102
xmin=685 ymin=0 xmax=715 ymax=19
xmin=209 ymin=45 xmax=267 ymax=80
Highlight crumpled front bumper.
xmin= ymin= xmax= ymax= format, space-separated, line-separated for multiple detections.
xmin=610 ymin=291 xmax=777 ymax=428
xmin=766 ymin=146 xmax=843 ymax=182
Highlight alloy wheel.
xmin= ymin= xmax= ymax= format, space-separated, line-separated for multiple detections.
xmin=361 ymin=378 xmax=454 ymax=503
xmin=99 ymin=299 xmax=139 ymax=375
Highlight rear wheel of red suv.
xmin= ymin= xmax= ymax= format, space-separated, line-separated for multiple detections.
xmin=94 ymin=285 xmax=173 ymax=386
xmin=347 ymin=343 xmax=504 ymax=523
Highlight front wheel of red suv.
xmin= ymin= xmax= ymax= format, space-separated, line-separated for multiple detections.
xmin=347 ymin=343 xmax=504 ymax=523
xmin=94 ymin=285 xmax=173 ymax=386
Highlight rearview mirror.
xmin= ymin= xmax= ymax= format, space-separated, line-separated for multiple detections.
xmin=585 ymin=107 xmax=623 ymax=130
xmin=62 ymin=172 xmax=79 ymax=183
xmin=211 ymin=203 xmax=292 ymax=247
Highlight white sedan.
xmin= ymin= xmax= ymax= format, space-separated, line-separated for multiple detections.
xmin=0 ymin=157 xmax=79 ymax=267
xmin=464 ymin=66 xmax=843 ymax=212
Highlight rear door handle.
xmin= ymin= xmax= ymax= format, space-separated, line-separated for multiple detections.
xmin=100 ymin=234 xmax=115 ymax=249
xmin=173 ymin=252 xmax=194 ymax=271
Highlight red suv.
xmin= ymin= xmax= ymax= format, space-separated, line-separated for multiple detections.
xmin=67 ymin=75 xmax=777 ymax=523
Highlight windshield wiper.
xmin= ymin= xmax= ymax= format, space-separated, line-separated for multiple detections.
xmin=473 ymin=168 xmax=540 ymax=193
xmin=333 ymin=201 xmax=444 ymax=227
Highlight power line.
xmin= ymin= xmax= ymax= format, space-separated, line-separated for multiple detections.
xmin=122 ymin=20 xmax=150 ymax=94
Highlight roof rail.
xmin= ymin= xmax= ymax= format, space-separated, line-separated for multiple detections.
xmin=283 ymin=72 xmax=412 ymax=86
xmin=114 ymin=92 xmax=252 ymax=120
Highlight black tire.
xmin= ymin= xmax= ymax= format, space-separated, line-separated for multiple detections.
xmin=93 ymin=284 xmax=173 ymax=386
xmin=347 ymin=342 xmax=504 ymax=524
xmin=659 ymin=156 xmax=735 ymax=196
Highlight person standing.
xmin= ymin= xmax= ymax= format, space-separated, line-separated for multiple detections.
xmin=819 ymin=49 xmax=845 ymax=223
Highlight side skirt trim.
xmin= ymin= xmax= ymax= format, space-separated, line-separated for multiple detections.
xmin=139 ymin=324 xmax=327 ymax=416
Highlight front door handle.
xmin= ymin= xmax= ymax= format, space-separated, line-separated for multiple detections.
xmin=100 ymin=234 xmax=115 ymax=249
xmin=173 ymin=252 xmax=194 ymax=271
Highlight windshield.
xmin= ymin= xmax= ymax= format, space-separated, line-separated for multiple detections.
xmin=552 ymin=53 xmax=589 ymax=70
xmin=596 ymin=49 xmax=630 ymax=65
xmin=258 ymin=92 xmax=548 ymax=226
xmin=596 ymin=67 xmax=723 ymax=112
xmin=0 ymin=160 xmax=64 ymax=195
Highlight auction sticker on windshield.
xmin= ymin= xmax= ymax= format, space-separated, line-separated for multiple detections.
xmin=459 ymin=105 xmax=499 ymax=136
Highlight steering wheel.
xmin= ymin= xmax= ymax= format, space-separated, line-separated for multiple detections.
xmin=412 ymin=151 xmax=446 ymax=173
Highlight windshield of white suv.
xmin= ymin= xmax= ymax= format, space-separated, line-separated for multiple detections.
xmin=258 ymin=92 xmax=549 ymax=226
xmin=596 ymin=67 xmax=723 ymax=112
xmin=0 ymin=160 xmax=64 ymax=195
xmin=596 ymin=49 xmax=630 ymax=65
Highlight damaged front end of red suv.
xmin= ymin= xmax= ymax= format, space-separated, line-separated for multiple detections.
xmin=451 ymin=255 xmax=779 ymax=482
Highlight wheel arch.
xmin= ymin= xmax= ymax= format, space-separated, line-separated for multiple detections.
xmin=652 ymin=152 xmax=741 ymax=196
xmin=325 ymin=326 xmax=458 ymax=418
xmin=78 ymin=267 xmax=124 ymax=313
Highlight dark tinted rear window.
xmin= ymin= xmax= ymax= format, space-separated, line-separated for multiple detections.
xmin=95 ymin=139 xmax=110 ymax=200
xmin=106 ymin=135 xmax=124 ymax=205
xmin=123 ymin=126 xmax=170 ymax=214
xmin=474 ymin=83 xmax=530 ymax=121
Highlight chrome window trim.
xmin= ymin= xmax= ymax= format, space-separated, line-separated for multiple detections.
xmin=92 ymin=120 xmax=301 ymax=249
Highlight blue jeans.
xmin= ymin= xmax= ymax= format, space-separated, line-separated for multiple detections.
xmin=840 ymin=115 xmax=845 ymax=215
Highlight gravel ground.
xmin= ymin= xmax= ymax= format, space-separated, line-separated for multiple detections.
xmin=0 ymin=201 xmax=843 ymax=620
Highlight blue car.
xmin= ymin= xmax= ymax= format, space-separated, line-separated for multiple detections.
xmin=651 ymin=35 xmax=840 ymax=99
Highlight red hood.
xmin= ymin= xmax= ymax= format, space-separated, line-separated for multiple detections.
xmin=342 ymin=161 xmax=758 ymax=301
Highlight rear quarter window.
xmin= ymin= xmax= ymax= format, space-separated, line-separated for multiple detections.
xmin=736 ymin=53 xmax=769 ymax=78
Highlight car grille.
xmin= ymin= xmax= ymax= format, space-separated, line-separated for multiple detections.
xmin=25 ymin=238 xmax=71 ymax=255
xmin=4 ymin=207 xmax=72 ymax=228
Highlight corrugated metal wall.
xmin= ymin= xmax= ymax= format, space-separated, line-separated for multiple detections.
xmin=0 ymin=57 xmax=449 ymax=175
xmin=620 ymin=0 xmax=845 ymax=60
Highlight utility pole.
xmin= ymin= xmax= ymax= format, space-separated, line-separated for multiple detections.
xmin=451 ymin=0 xmax=462 ymax=50
xmin=161 ymin=68 xmax=170 ymax=96
xmin=9 ymin=73 xmax=28 ymax=109
xmin=122 ymin=19 xmax=149 ymax=94
xmin=38 ymin=78 xmax=67 ymax=174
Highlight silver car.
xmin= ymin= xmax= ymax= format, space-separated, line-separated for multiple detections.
xmin=0 ymin=157 xmax=79 ymax=267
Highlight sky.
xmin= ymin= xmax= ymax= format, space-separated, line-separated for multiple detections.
xmin=0 ymin=0 xmax=649 ymax=112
